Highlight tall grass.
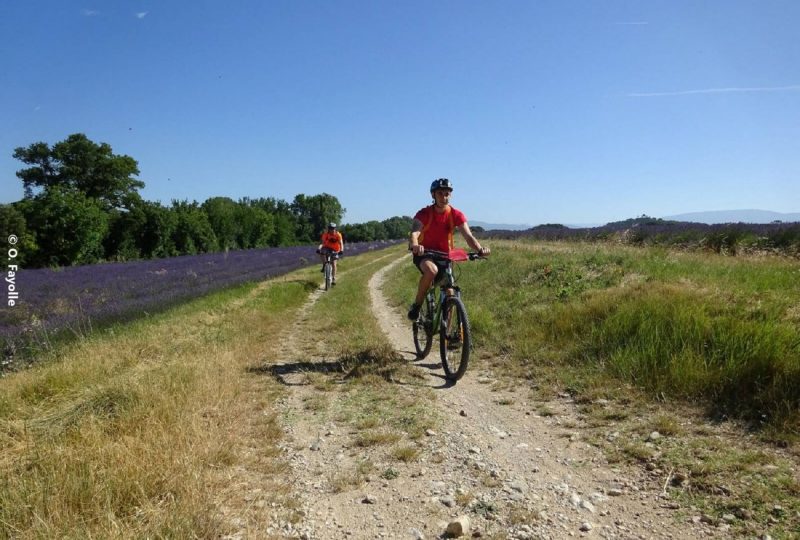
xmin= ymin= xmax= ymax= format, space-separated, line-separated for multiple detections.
xmin=384 ymin=241 xmax=800 ymax=435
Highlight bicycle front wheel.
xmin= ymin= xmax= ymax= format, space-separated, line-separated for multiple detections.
xmin=324 ymin=263 xmax=332 ymax=290
xmin=440 ymin=296 xmax=471 ymax=381
xmin=412 ymin=298 xmax=434 ymax=359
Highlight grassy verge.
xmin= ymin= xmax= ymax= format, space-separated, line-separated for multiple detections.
xmin=383 ymin=240 xmax=800 ymax=535
xmin=0 ymin=260 xmax=321 ymax=538
xmin=385 ymin=240 xmax=800 ymax=433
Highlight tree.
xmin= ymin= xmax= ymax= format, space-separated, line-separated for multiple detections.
xmin=0 ymin=203 xmax=37 ymax=266
xmin=104 ymin=200 xmax=177 ymax=260
xmin=235 ymin=201 xmax=274 ymax=249
xmin=137 ymin=201 xmax=178 ymax=257
xmin=340 ymin=223 xmax=371 ymax=242
xmin=105 ymin=208 xmax=144 ymax=261
xmin=271 ymin=213 xmax=297 ymax=246
xmin=202 ymin=197 xmax=239 ymax=250
xmin=20 ymin=186 xmax=109 ymax=266
xmin=363 ymin=220 xmax=388 ymax=240
xmin=381 ymin=216 xmax=413 ymax=239
xmin=14 ymin=133 xmax=144 ymax=210
xmin=247 ymin=197 xmax=297 ymax=246
xmin=170 ymin=200 xmax=217 ymax=254
xmin=291 ymin=193 xmax=345 ymax=242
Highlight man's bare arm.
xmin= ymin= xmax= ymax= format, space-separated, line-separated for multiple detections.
xmin=458 ymin=222 xmax=489 ymax=255
xmin=409 ymin=218 xmax=424 ymax=254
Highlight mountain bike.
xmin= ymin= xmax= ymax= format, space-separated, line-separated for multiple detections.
xmin=317 ymin=249 xmax=340 ymax=290
xmin=411 ymin=248 xmax=486 ymax=381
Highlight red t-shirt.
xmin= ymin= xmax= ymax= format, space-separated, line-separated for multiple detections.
xmin=414 ymin=205 xmax=467 ymax=252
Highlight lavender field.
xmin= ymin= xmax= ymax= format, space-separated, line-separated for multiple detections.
xmin=2 ymin=240 xmax=402 ymax=366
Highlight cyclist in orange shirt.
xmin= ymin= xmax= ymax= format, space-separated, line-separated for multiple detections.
xmin=317 ymin=223 xmax=344 ymax=285
xmin=407 ymin=178 xmax=489 ymax=320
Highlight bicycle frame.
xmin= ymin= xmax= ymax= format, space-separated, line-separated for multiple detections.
xmin=424 ymin=262 xmax=461 ymax=333
xmin=321 ymin=250 xmax=339 ymax=290
xmin=322 ymin=251 xmax=339 ymax=265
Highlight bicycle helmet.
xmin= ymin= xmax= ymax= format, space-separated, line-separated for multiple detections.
xmin=430 ymin=178 xmax=453 ymax=193
xmin=328 ymin=222 xmax=337 ymax=229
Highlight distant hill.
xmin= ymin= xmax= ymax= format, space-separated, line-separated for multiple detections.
xmin=662 ymin=209 xmax=800 ymax=224
xmin=471 ymin=220 xmax=532 ymax=231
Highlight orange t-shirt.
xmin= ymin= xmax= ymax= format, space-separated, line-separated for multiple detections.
xmin=321 ymin=231 xmax=343 ymax=251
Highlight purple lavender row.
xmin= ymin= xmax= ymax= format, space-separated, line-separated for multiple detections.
xmin=1 ymin=240 xmax=402 ymax=358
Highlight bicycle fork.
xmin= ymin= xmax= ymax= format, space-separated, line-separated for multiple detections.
xmin=441 ymin=287 xmax=464 ymax=346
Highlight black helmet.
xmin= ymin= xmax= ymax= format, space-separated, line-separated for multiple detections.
xmin=328 ymin=222 xmax=337 ymax=229
xmin=430 ymin=178 xmax=453 ymax=193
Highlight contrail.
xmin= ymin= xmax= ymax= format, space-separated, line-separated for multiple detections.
xmin=628 ymin=85 xmax=800 ymax=97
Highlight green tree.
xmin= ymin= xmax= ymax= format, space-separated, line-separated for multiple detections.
xmin=291 ymin=193 xmax=345 ymax=242
xmin=271 ymin=213 xmax=297 ymax=246
xmin=170 ymin=200 xmax=217 ymax=254
xmin=105 ymin=208 xmax=144 ymax=261
xmin=104 ymin=201 xmax=178 ymax=260
xmin=340 ymin=223 xmax=370 ymax=242
xmin=13 ymin=133 xmax=144 ymax=210
xmin=235 ymin=200 xmax=274 ymax=249
xmin=20 ymin=186 xmax=109 ymax=266
xmin=0 ymin=203 xmax=37 ymax=266
xmin=247 ymin=197 xmax=297 ymax=246
xmin=363 ymin=220 xmax=388 ymax=240
xmin=138 ymin=201 xmax=178 ymax=257
xmin=382 ymin=216 xmax=413 ymax=239
xmin=202 ymin=197 xmax=239 ymax=250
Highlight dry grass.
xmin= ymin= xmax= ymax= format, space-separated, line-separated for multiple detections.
xmin=329 ymin=460 xmax=374 ymax=493
xmin=0 ymin=246 xmax=440 ymax=537
xmin=355 ymin=430 xmax=402 ymax=448
xmin=391 ymin=445 xmax=421 ymax=462
xmin=0 ymin=272 xmax=316 ymax=538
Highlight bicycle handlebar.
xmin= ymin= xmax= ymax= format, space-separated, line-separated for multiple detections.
xmin=408 ymin=248 xmax=487 ymax=261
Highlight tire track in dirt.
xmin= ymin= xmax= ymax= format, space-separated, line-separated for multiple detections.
xmin=368 ymin=254 xmax=718 ymax=539
xmin=265 ymin=252 xmax=452 ymax=539
xmin=258 ymin=253 xmax=722 ymax=538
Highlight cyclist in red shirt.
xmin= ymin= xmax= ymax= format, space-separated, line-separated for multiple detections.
xmin=407 ymin=178 xmax=490 ymax=320
xmin=318 ymin=223 xmax=344 ymax=285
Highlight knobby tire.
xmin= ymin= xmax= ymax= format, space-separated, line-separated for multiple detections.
xmin=324 ymin=262 xmax=332 ymax=291
xmin=440 ymin=295 xmax=471 ymax=381
xmin=412 ymin=296 xmax=434 ymax=359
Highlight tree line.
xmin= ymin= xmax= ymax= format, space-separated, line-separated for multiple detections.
xmin=0 ymin=133 xmax=412 ymax=268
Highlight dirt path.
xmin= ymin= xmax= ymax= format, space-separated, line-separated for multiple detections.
xmin=265 ymin=254 xmax=722 ymax=539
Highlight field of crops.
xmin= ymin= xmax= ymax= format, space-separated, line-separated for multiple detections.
xmin=2 ymin=240 xmax=401 ymax=367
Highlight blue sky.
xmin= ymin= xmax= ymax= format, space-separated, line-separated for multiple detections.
xmin=2 ymin=1 xmax=798 ymax=226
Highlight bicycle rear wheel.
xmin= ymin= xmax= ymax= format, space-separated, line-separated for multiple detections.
xmin=412 ymin=297 xmax=434 ymax=359
xmin=440 ymin=295 xmax=471 ymax=381
xmin=324 ymin=262 xmax=332 ymax=290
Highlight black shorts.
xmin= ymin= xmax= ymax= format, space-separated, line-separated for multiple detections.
xmin=413 ymin=254 xmax=449 ymax=283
